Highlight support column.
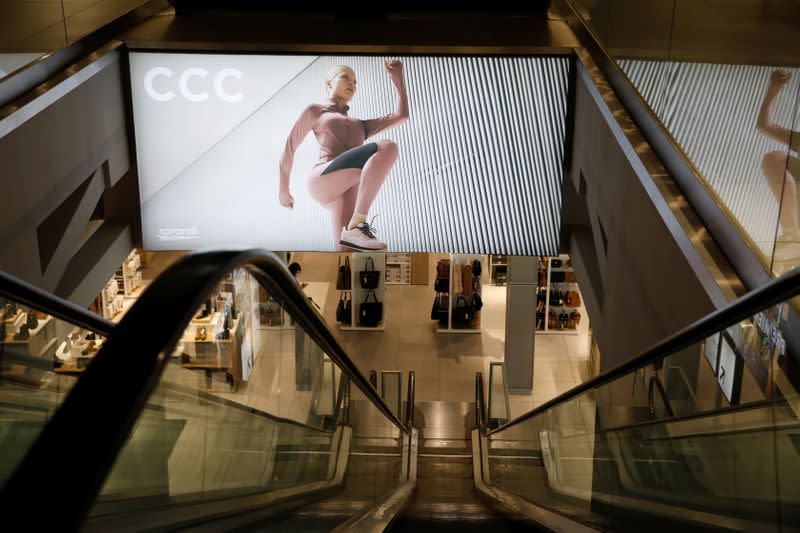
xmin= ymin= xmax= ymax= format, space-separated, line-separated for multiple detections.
xmin=504 ymin=256 xmax=537 ymax=393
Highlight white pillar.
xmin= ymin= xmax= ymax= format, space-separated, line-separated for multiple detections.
xmin=504 ymin=256 xmax=537 ymax=393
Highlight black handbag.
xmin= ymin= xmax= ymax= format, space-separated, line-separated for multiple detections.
xmin=434 ymin=277 xmax=449 ymax=292
xmin=336 ymin=256 xmax=352 ymax=290
xmin=343 ymin=296 xmax=352 ymax=324
xmin=472 ymin=259 xmax=482 ymax=277
xmin=550 ymin=271 xmax=566 ymax=283
xmin=451 ymin=295 xmax=474 ymax=327
xmin=551 ymin=258 xmax=563 ymax=268
xmin=472 ymin=292 xmax=483 ymax=311
xmin=359 ymin=257 xmax=381 ymax=289
xmin=336 ymin=293 xmax=346 ymax=322
xmin=437 ymin=292 xmax=449 ymax=326
xmin=431 ymin=294 xmax=440 ymax=320
xmin=359 ymin=290 xmax=383 ymax=326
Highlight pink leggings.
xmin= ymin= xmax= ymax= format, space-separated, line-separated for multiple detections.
xmin=307 ymin=138 xmax=399 ymax=249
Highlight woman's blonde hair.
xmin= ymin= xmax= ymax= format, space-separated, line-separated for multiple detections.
xmin=324 ymin=65 xmax=355 ymax=92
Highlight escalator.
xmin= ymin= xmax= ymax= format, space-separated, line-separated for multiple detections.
xmin=0 ymin=251 xmax=426 ymax=532
xmin=473 ymin=267 xmax=800 ymax=531
xmin=1 ymin=251 xmax=799 ymax=531
xmin=0 ymin=271 xmax=115 ymax=488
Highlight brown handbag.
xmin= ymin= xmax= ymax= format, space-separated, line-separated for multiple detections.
xmin=565 ymin=290 xmax=581 ymax=308
xmin=565 ymin=271 xmax=577 ymax=283
xmin=569 ymin=310 xmax=581 ymax=328
xmin=463 ymin=264 xmax=473 ymax=299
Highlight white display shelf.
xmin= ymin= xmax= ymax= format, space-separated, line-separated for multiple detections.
xmin=489 ymin=254 xmax=508 ymax=286
xmin=109 ymin=298 xmax=135 ymax=323
xmin=537 ymin=254 xmax=586 ymax=336
xmin=340 ymin=322 xmax=386 ymax=331
xmin=436 ymin=324 xmax=481 ymax=334
xmin=435 ymin=253 xmax=484 ymax=334
xmin=122 ymin=284 xmax=146 ymax=300
xmin=341 ymin=252 xmax=386 ymax=331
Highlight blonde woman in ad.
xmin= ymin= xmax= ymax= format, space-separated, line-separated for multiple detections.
xmin=758 ymin=69 xmax=800 ymax=265
xmin=279 ymin=59 xmax=409 ymax=251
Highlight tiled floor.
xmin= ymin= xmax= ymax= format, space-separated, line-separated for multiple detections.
xmin=293 ymin=252 xmax=591 ymax=419
xmin=139 ymin=251 xmax=592 ymax=421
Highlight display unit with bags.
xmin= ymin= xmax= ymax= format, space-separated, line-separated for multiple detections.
xmin=334 ymin=253 xmax=353 ymax=326
xmin=340 ymin=252 xmax=386 ymax=331
xmin=537 ymin=255 xmax=587 ymax=335
xmin=433 ymin=254 xmax=484 ymax=334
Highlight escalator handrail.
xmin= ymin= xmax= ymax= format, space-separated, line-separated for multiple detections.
xmin=1 ymin=250 xmax=406 ymax=532
xmin=486 ymin=266 xmax=800 ymax=437
xmin=0 ymin=270 xmax=114 ymax=336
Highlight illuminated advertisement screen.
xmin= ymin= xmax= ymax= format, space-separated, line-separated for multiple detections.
xmin=130 ymin=53 xmax=569 ymax=253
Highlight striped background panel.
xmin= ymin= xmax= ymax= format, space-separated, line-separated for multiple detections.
xmin=263 ymin=55 xmax=570 ymax=254
xmin=619 ymin=59 xmax=800 ymax=258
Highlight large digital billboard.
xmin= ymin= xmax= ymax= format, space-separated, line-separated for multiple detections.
xmin=130 ymin=53 xmax=569 ymax=253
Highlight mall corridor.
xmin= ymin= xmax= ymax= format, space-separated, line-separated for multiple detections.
xmin=1 ymin=1 xmax=799 ymax=531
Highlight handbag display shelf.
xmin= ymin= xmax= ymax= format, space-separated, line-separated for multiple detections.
xmin=340 ymin=252 xmax=386 ymax=331
xmin=537 ymin=255 xmax=587 ymax=335
xmin=435 ymin=253 xmax=484 ymax=334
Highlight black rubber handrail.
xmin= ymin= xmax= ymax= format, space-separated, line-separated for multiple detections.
xmin=405 ymin=370 xmax=415 ymax=430
xmin=0 ymin=270 xmax=114 ymax=336
xmin=486 ymin=267 xmax=800 ymax=436
xmin=0 ymin=250 xmax=407 ymax=531
xmin=476 ymin=371 xmax=487 ymax=433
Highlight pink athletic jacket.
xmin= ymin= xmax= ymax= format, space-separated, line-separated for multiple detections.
xmin=279 ymin=67 xmax=409 ymax=194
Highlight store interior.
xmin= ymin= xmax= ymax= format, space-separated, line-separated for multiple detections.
xmin=17 ymin=250 xmax=595 ymax=420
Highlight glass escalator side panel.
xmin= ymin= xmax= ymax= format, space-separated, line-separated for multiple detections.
xmin=88 ymin=269 xmax=338 ymax=516
xmin=87 ymin=266 xmax=406 ymax=529
xmin=486 ymin=297 xmax=799 ymax=531
xmin=0 ymin=295 xmax=108 ymax=486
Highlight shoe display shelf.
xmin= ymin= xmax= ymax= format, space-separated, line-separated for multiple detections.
xmin=340 ymin=252 xmax=386 ymax=331
xmin=489 ymin=255 xmax=508 ymax=286
xmin=120 ymin=249 xmax=145 ymax=299
xmin=536 ymin=255 xmax=587 ymax=336
xmin=53 ymin=329 xmax=104 ymax=374
xmin=180 ymin=292 xmax=241 ymax=389
xmin=437 ymin=253 xmax=484 ymax=335
xmin=3 ymin=313 xmax=57 ymax=359
xmin=385 ymin=253 xmax=411 ymax=285
xmin=100 ymin=276 xmax=134 ymax=322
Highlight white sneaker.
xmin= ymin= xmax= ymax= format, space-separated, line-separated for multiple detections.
xmin=339 ymin=219 xmax=387 ymax=251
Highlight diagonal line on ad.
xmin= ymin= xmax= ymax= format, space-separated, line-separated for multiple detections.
xmin=142 ymin=56 xmax=322 ymax=209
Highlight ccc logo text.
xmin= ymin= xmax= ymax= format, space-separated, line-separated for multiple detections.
xmin=144 ymin=67 xmax=244 ymax=103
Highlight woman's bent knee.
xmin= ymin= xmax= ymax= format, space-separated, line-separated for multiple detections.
xmin=377 ymin=139 xmax=399 ymax=157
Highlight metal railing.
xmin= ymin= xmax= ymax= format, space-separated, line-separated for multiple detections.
xmin=481 ymin=267 xmax=799 ymax=437
xmin=1 ymin=250 xmax=410 ymax=530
